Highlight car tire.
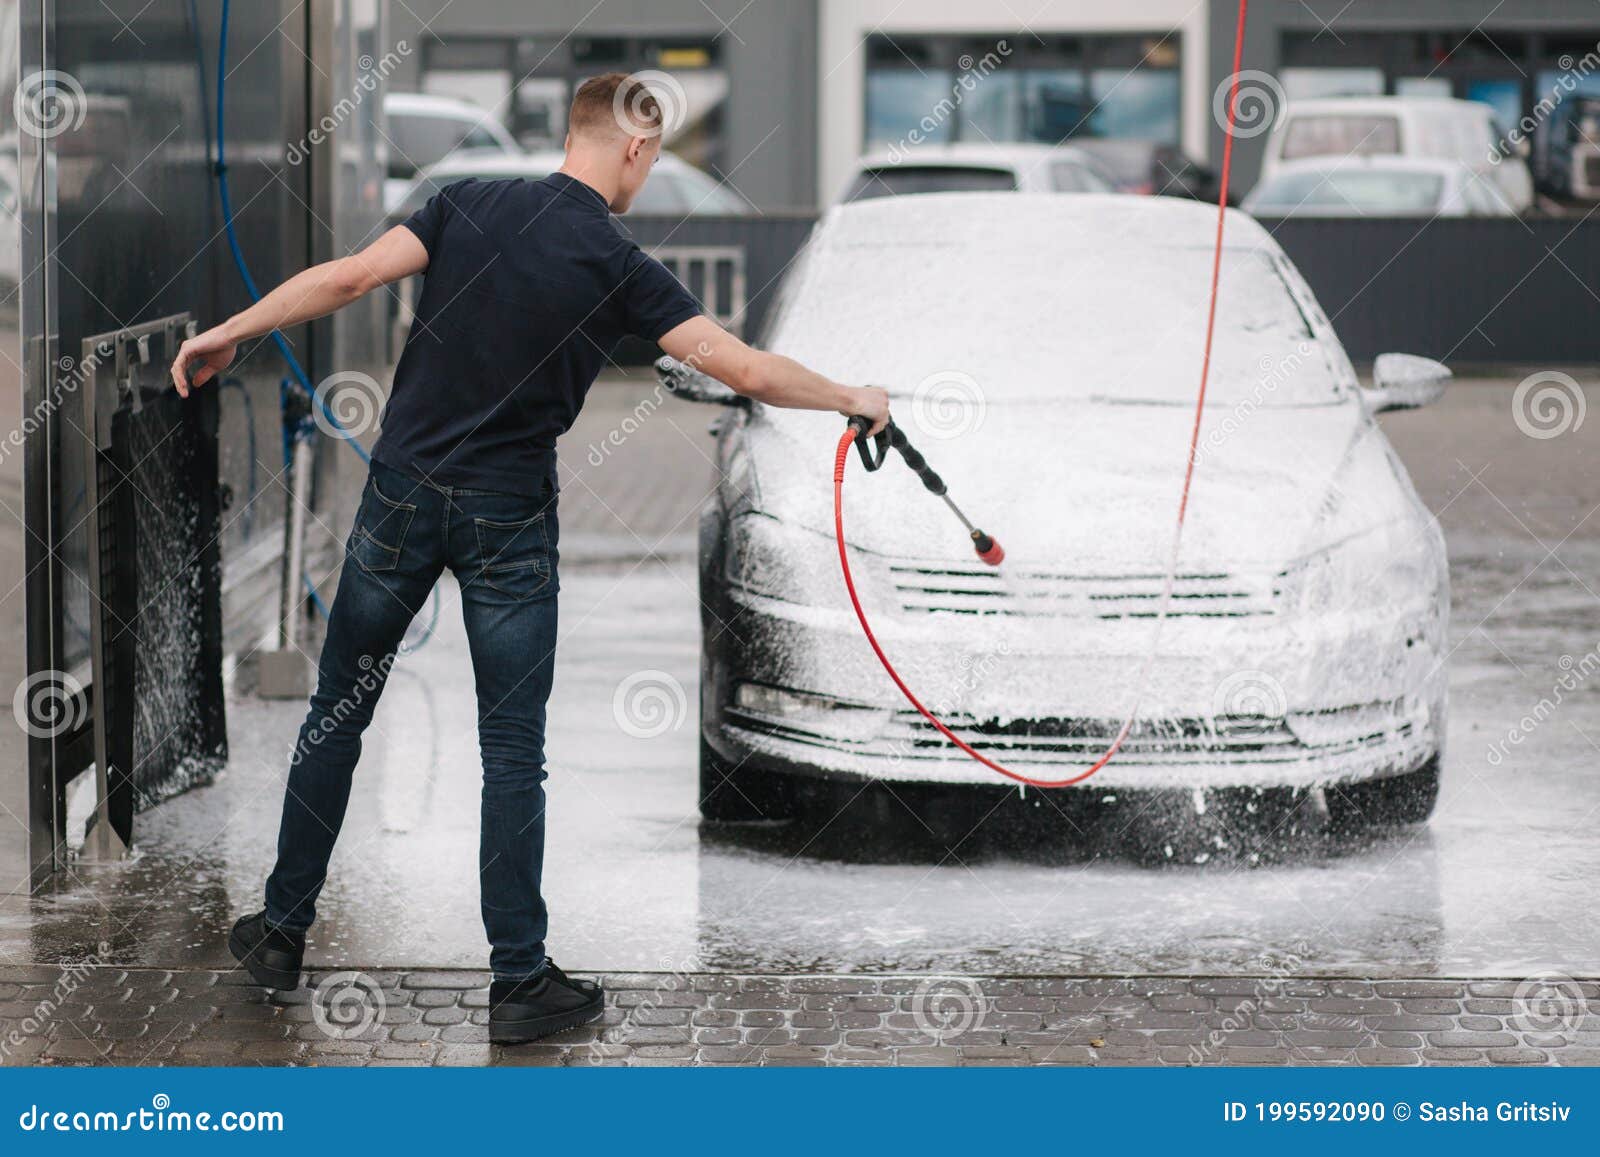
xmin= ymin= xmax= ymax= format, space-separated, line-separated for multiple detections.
xmin=698 ymin=734 xmax=794 ymax=822
xmin=1329 ymin=760 xmax=1441 ymax=828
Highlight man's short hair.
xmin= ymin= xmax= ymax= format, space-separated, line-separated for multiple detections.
xmin=569 ymin=72 xmax=662 ymax=140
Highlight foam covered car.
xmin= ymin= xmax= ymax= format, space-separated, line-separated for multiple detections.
xmin=659 ymin=194 xmax=1450 ymax=832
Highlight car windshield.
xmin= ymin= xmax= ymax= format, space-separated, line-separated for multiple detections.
xmin=844 ymin=166 xmax=1018 ymax=201
xmin=767 ymin=239 xmax=1342 ymax=406
xmin=1251 ymin=169 xmax=1444 ymax=214
xmin=1281 ymin=114 xmax=1401 ymax=161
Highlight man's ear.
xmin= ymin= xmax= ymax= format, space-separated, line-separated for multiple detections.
xmin=627 ymin=135 xmax=650 ymax=164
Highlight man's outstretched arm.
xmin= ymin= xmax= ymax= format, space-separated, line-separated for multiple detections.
xmin=169 ymin=225 xmax=430 ymax=397
xmin=658 ymin=314 xmax=890 ymax=435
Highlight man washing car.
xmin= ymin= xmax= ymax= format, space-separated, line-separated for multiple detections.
xmin=170 ymin=72 xmax=889 ymax=1044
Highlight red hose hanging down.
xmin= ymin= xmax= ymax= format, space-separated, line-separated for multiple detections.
xmin=832 ymin=0 xmax=1252 ymax=789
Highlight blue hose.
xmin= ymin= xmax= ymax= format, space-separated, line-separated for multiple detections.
xmin=213 ymin=0 xmax=436 ymax=648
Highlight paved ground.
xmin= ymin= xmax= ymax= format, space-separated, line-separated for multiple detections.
xmin=4 ymin=371 xmax=1599 ymax=1067
xmin=3 ymin=968 xmax=1597 ymax=1067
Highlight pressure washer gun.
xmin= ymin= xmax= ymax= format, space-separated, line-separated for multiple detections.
xmin=845 ymin=414 xmax=1004 ymax=566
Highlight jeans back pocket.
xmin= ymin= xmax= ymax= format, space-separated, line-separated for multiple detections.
xmin=351 ymin=474 xmax=418 ymax=573
xmin=473 ymin=513 xmax=552 ymax=599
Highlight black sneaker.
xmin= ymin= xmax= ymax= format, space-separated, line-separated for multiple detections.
xmin=488 ymin=962 xmax=604 ymax=1044
xmin=227 ymin=910 xmax=306 ymax=991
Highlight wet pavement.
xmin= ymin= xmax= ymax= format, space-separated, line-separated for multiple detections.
xmin=2 ymin=373 xmax=1598 ymax=1065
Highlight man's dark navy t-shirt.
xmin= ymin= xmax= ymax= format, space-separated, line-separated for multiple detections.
xmin=373 ymin=172 xmax=703 ymax=495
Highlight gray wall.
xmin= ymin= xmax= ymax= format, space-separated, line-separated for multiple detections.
xmin=387 ymin=0 xmax=819 ymax=209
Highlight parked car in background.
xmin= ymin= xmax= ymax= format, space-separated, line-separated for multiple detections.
xmin=1545 ymin=97 xmax=1600 ymax=201
xmin=383 ymin=92 xmax=521 ymax=213
xmin=1071 ymin=138 xmax=1235 ymax=204
xmin=1260 ymin=97 xmax=1533 ymax=214
xmin=660 ymin=193 xmax=1450 ymax=840
xmin=1244 ymin=157 xmax=1516 ymax=218
xmin=836 ymin=143 xmax=1115 ymax=204
xmin=388 ymin=150 xmax=751 ymax=223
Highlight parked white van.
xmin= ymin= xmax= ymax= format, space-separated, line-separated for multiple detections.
xmin=1259 ymin=97 xmax=1533 ymax=214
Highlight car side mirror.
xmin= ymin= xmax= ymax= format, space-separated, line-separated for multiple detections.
xmin=655 ymin=356 xmax=748 ymax=407
xmin=1366 ymin=353 xmax=1451 ymax=413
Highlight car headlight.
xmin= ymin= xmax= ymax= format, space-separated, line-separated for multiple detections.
xmin=1277 ymin=523 xmax=1442 ymax=620
xmin=724 ymin=512 xmax=892 ymax=610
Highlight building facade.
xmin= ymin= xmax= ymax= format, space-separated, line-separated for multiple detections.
xmin=391 ymin=1 xmax=1600 ymax=207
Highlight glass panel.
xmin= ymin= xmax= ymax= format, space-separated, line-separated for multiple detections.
xmin=864 ymin=70 xmax=955 ymax=148
xmin=1280 ymin=114 xmax=1402 ymax=160
xmin=843 ymin=166 xmax=1017 ymax=202
xmin=630 ymin=171 xmax=689 ymax=214
xmin=1088 ymin=68 xmax=1180 ymax=142
xmin=1250 ymin=169 xmax=1445 ymax=214
xmin=1396 ymin=77 xmax=1452 ymax=99
xmin=962 ymin=70 xmax=1020 ymax=142
xmin=1022 ymin=69 xmax=1090 ymax=142
xmin=1465 ymin=79 xmax=1522 ymax=142
xmin=1281 ymin=67 xmax=1385 ymax=100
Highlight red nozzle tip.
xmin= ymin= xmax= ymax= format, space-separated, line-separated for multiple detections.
xmin=973 ymin=532 xmax=1004 ymax=567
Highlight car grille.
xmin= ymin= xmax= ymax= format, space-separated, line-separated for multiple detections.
xmin=888 ymin=562 xmax=1275 ymax=619
xmin=880 ymin=705 xmax=1416 ymax=764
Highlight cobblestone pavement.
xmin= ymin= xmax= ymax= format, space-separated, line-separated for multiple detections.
xmin=2 ymin=968 xmax=1596 ymax=1067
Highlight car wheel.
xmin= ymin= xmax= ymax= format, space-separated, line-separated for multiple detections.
xmin=1328 ymin=760 xmax=1441 ymax=828
xmin=698 ymin=734 xmax=794 ymax=822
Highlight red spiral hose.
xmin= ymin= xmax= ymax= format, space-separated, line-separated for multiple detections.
xmin=832 ymin=0 xmax=1251 ymax=789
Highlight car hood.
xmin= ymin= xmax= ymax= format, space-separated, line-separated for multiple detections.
xmin=748 ymin=397 xmax=1422 ymax=575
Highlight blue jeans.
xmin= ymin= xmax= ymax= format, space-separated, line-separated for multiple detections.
xmin=264 ymin=459 xmax=560 ymax=980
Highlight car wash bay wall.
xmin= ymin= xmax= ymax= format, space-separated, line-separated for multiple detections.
xmin=3 ymin=0 xmax=388 ymax=890
xmin=619 ymin=212 xmax=1600 ymax=367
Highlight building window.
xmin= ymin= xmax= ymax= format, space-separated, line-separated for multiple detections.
xmin=862 ymin=32 xmax=1182 ymax=151
xmin=419 ymin=34 xmax=728 ymax=173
